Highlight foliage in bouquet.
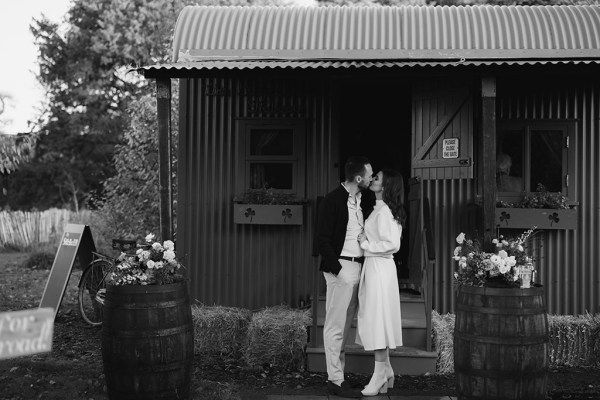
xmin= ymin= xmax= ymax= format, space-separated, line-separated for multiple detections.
xmin=108 ymin=234 xmax=184 ymax=286
xmin=453 ymin=227 xmax=537 ymax=287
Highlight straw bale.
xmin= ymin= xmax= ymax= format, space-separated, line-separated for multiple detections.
xmin=243 ymin=305 xmax=311 ymax=371
xmin=191 ymin=304 xmax=252 ymax=366
xmin=548 ymin=313 xmax=600 ymax=367
xmin=432 ymin=310 xmax=455 ymax=374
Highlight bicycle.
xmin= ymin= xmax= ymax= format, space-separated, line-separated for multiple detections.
xmin=78 ymin=238 xmax=137 ymax=326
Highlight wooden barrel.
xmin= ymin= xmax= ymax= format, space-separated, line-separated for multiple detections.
xmin=101 ymin=282 xmax=194 ymax=400
xmin=454 ymin=285 xmax=549 ymax=400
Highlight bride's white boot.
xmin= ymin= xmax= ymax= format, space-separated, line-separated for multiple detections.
xmin=385 ymin=358 xmax=395 ymax=389
xmin=362 ymin=361 xmax=388 ymax=396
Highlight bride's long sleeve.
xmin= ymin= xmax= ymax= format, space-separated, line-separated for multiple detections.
xmin=360 ymin=208 xmax=401 ymax=256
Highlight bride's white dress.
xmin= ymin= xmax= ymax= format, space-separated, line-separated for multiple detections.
xmin=355 ymin=200 xmax=403 ymax=351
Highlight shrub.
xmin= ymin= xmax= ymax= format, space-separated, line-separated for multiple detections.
xmin=21 ymin=252 xmax=55 ymax=270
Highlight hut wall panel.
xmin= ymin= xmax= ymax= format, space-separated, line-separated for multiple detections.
xmin=424 ymin=79 xmax=599 ymax=315
xmin=178 ymin=76 xmax=332 ymax=309
xmin=495 ymin=80 xmax=600 ymax=315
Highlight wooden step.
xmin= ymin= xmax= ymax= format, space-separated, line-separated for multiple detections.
xmin=311 ymin=316 xmax=427 ymax=348
xmin=311 ymin=292 xmax=428 ymax=348
xmin=306 ymin=345 xmax=437 ymax=375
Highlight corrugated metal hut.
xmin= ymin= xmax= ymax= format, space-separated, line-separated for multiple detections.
xmin=140 ymin=5 xmax=600 ymax=320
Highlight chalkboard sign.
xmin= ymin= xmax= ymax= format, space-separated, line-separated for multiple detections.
xmin=0 ymin=308 xmax=54 ymax=359
xmin=39 ymin=224 xmax=96 ymax=319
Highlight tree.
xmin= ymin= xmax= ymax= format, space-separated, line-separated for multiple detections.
xmin=95 ymin=91 xmax=179 ymax=240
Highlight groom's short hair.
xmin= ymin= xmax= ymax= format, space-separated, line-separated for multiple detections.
xmin=344 ymin=156 xmax=370 ymax=181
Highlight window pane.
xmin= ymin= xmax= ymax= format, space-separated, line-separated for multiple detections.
xmin=250 ymin=129 xmax=293 ymax=156
xmin=497 ymin=130 xmax=524 ymax=192
xmin=250 ymin=163 xmax=293 ymax=190
xmin=530 ymin=130 xmax=563 ymax=192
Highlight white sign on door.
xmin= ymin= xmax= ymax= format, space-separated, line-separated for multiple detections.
xmin=442 ymin=138 xmax=459 ymax=159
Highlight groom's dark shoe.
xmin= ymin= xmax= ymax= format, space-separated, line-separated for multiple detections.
xmin=327 ymin=381 xmax=362 ymax=398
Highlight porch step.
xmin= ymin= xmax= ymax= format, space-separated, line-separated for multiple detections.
xmin=306 ymin=345 xmax=437 ymax=375
xmin=311 ymin=292 xmax=428 ymax=348
xmin=311 ymin=316 xmax=427 ymax=348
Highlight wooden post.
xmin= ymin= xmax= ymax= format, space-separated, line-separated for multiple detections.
xmin=156 ymin=78 xmax=173 ymax=241
xmin=481 ymin=77 xmax=497 ymax=251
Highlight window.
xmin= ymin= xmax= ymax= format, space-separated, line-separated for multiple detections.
xmin=496 ymin=121 xmax=573 ymax=201
xmin=237 ymin=120 xmax=305 ymax=195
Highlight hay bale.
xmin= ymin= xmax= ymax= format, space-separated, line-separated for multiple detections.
xmin=191 ymin=304 xmax=252 ymax=366
xmin=432 ymin=310 xmax=455 ymax=374
xmin=548 ymin=313 xmax=600 ymax=367
xmin=243 ymin=305 xmax=311 ymax=371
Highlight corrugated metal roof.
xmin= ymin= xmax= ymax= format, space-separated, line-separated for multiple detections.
xmin=175 ymin=5 xmax=599 ymax=58
xmin=143 ymin=58 xmax=600 ymax=71
xmin=143 ymin=5 xmax=600 ymax=71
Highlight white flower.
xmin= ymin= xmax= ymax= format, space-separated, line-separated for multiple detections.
xmin=140 ymin=250 xmax=151 ymax=261
xmin=163 ymin=250 xmax=176 ymax=262
xmin=136 ymin=248 xmax=143 ymax=255
xmin=454 ymin=247 xmax=461 ymax=256
xmin=163 ymin=240 xmax=175 ymax=251
xmin=456 ymin=233 xmax=465 ymax=244
xmin=498 ymin=263 xmax=511 ymax=274
xmin=467 ymin=252 xmax=474 ymax=258
xmin=490 ymin=255 xmax=501 ymax=265
xmin=145 ymin=233 xmax=156 ymax=242
xmin=502 ymin=240 xmax=509 ymax=246
xmin=459 ymin=259 xmax=467 ymax=269
xmin=147 ymin=260 xmax=155 ymax=269
xmin=497 ymin=250 xmax=508 ymax=258
xmin=152 ymin=242 xmax=163 ymax=251
xmin=517 ymin=245 xmax=524 ymax=252
xmin=154 ymin=261 xmax=164 ymax=270
xmin=505 ymin=256 xmax=517 ymax=267
xmin=492 ymin=238 xmax=499 ymax=244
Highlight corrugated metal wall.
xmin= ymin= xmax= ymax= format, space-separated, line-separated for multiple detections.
xmin=427 ymin=78 xmax=600 ymax=315
xmin=497 ymin=79 xmax=600 ymax=315
xmin=177 ymin=76 xmax=334 ymax=309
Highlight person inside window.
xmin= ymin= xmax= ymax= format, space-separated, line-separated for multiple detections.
xmin=496 ymin=152 xmax=523 ymax=192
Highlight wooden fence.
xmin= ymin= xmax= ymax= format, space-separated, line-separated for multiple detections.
xmin=0 ymin=209 xmax=94 ymax=249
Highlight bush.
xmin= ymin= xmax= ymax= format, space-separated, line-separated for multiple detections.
xmin=21 ymin=252 xmax=55 ymax=270
xmin=243 ymin=305 xmax=311 ymax=371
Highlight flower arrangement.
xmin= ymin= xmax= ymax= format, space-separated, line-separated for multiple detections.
xmin=108 ymin=234 xmax=184 ymax=286
xmin=497 ymin=183 xmax=571 ymax=209
xmin=233 ymin=188 xmax=306 ymax=205
xmin=453 ymin=227 xmax=537 ymax=287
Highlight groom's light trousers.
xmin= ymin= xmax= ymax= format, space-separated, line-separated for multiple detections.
xmin=323 ymin=259 xmax=361 ymax=383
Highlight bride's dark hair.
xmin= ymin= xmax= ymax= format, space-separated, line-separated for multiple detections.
xmin=381 ymin=169 xmax=407 ymax=226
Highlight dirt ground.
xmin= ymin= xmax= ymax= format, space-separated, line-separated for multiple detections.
xmin=1 ymin=251 xmax=599 ymax=400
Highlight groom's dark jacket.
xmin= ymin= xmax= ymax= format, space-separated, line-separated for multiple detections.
xmin=315 ymin=185 xmax=376 ymax=276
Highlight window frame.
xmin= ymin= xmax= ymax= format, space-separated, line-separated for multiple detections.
xmin=496 ymin=120 xmax=575 ymax=203
xmin=236 ymin=119 xmax=306 ymax=197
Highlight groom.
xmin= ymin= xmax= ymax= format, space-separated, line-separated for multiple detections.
xmin=316 ymin=155 xmax=375 ymax=398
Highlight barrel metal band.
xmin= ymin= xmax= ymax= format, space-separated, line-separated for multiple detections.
xmin=103 ymin=298 xmax=187 ymax=309
xmin=456 ymin=304 xmax=546 ymax=315
xmin=103 ymin=325 xmax=193 ymax=337
xmin=454 ymin=331 xmax=549 ymax=345
xmin=455 ymin=365 xmax=549 ymax=378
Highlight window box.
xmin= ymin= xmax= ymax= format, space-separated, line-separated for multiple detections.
xmin=233 ymin=204 xmax=303 ymax=225
xmin=495 ymin=208 xmax=577 ymax=230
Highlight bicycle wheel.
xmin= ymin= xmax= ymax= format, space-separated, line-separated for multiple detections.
xmin=78 ymin=259 xmax=111 ymax=326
